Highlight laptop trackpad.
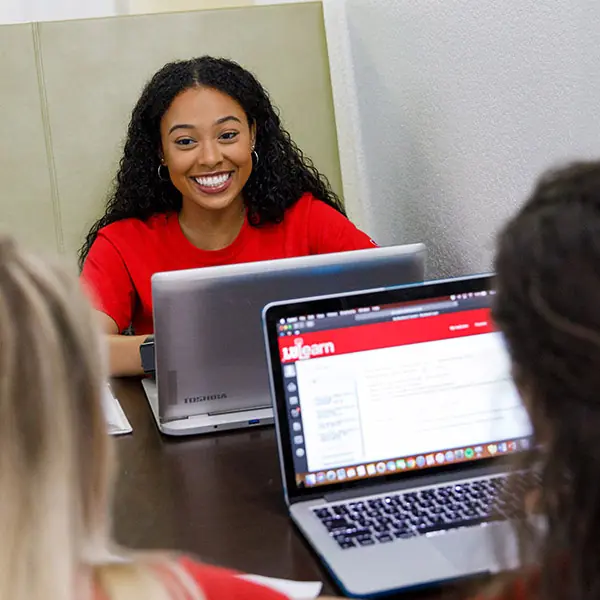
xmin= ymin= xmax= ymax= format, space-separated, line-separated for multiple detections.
xmin=331 ymin=535 xmax=459 ymax=595
xmin=432 ymin=522 xmax=518 ymax=575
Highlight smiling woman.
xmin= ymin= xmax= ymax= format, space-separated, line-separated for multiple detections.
xmin=79 ymin=56 xmax=376 ymax=377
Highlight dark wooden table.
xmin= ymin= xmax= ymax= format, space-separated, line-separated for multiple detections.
xmin=110 ymin=378 xmax=467 ymax=599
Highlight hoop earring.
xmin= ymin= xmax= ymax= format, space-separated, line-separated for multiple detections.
xmin=157 ymin=164 xmax=169 ymax=181
xmin=252 ymin=150 xmax=259 ymax=166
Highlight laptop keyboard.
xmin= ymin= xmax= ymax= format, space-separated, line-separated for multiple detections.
xmin=313 ymin=472 xmax=539 ymax=550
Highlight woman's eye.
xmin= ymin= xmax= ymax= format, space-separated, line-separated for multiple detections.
xmin=175 ymin=138 xmax=195 ymax=146
xmin=220 ymin=131 xmax=239 ymax=141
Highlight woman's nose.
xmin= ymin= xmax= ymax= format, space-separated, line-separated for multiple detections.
xmin=199 ymin=141 xmax=223 ymax=169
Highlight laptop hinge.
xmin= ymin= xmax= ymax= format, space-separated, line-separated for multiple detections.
xmin=208 ymin=403 xmax=271 ymax=417
xmin=160 ymin=404 xmax=272 ymax=423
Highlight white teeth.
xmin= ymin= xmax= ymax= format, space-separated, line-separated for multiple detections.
xmin=194 ymin=173 xmax=230 ymax=187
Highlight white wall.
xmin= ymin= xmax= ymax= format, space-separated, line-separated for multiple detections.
xmin=325 ymin=0 xmax=600 ymax=277
xmin=0 ymin=0 xmax=121 ymax=23
xmin=0 ymin=0 xmax=313 ymax=23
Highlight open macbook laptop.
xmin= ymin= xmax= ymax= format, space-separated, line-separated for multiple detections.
xmin=142 ymin=244 xmax=426 ymax=436
xmin=262 ymin=274 xmax=535 ymax=596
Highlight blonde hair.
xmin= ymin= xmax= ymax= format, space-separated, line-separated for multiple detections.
xmin=0 ymin=235 xmax=202 ymax=600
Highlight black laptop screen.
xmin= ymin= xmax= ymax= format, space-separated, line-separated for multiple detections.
xmin=272 ymin=280 xmax=532 ymax=491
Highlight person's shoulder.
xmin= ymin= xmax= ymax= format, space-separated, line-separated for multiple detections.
xmin=178 ymin=557 xmax=289 ymax=600
xmin=294 ymin=193 xmax=377 ymax=252
xmin=98 ymin=213 xmax=172 ymax=241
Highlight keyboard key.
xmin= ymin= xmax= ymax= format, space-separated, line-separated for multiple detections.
xmin=324 ymin=518 xmax=350 ymax=531
xmin=394 ymin=530 xmax=416 ymax=539
xmin=392 ymin=523 xmax=412 ymax=535
xmin=344 ymin=528 xmax=371 ymax=538
xmin=314 ymin=508 xmax=331 ymax=519
xmin=442 ymin=516 xmax=486 ymax=531
xmin=376 ymin=533 xmax=394 ymax=543
xmin=333 ymin=533 xmax=356 ymax=548
xmin=358 ymin=536 xmax=375 ymax=546
xmin=392 ymin=518 xmax=411 ymax=528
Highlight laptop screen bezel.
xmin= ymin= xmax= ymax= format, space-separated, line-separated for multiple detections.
xmin=264 ymin=273 xmax=530 ymax=503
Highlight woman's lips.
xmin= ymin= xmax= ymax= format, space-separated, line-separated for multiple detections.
xmin=191 ymin=172 xmax=233 ymax=195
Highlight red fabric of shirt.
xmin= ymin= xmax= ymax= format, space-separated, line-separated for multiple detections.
xmin=93 ymin=558 xmax=292 ymax=600
xmin=81 ymin=193 xmax=376 ymax=334
xmin=178 ymin=559 xmax=290 ymax=600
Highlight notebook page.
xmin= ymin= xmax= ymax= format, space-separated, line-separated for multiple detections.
xmin=102 ymin=383 xmax=133 ymax=435
xmin=237 ymin=574 xmax=322 ymax=599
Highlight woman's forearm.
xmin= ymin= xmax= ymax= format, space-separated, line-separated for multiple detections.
xmin=107 ymin=334 xmax=147 ymax=377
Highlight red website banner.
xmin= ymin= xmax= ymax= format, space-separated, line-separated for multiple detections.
xmin=278 ymin=308 xmax=494 ymax=363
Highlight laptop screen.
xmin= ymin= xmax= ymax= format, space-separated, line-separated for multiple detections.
xmin=272 ymin=280 xmax=532 ymax=491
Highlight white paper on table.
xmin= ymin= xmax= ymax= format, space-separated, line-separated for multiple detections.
xmin=237 ymin=574 xmax=322 ymax=599
xmin=102 ymin=383 xmax=132 ymax=435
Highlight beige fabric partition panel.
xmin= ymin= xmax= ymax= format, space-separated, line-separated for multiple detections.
xmin=0 ymin=24 xmax=59 ymax=252
xmin=0 ymin=2 xmax=341 ymax=257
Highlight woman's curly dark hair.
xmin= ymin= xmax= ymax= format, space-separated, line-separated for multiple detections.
xmin=79 ymin=55 xmax=345 ymax=268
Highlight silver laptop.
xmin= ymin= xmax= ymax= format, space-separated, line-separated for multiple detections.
xmin=142 ymin=244 xmax=426 ymax=436
xmin=262 ymin=274 xmax=534 ymax=596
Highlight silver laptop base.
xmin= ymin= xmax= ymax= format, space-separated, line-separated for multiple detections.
xmin=141 ymin=378 xmax=274 ymax=436
xmin=290 ymin=471 xmax=524 ymax=597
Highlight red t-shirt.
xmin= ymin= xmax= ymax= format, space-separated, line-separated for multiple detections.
xmin=81 ymin=193 xmax=376 ymax=334
xmin=180 ymin=561 xmax=533 ymax=600
xmin=93 ymin=558 xmax=291 ymax=600
xmin=179 ymin=559 xmax=290 ymax=600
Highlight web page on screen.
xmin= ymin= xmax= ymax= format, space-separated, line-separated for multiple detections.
xmin=277 ymin=304 xmax=531 ymax=480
